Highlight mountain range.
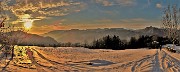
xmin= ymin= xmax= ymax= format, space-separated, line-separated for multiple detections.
xmin=8 ymin=31 xmax=59 ymax=46
xmin=42 ymin=26 xmax=167 ymax=44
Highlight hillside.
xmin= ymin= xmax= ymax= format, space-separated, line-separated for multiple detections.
xmin=8 ymin=31 xmax=58 ymax=46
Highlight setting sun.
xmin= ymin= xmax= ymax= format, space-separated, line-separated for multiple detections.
xmin=21 ymin=14 xmax=33 ymax=29
xmin=24 ymin=21 xmax=32 ymax=29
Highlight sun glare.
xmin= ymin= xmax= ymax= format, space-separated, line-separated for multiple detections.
xmin=24 ymin=21 xmax=32 ymax=29
xmin=21 ymin=14 xmax=33 ymax=29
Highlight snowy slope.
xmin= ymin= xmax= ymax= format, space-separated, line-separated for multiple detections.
xmin=0 ymin=47 xmax=180 ymax=72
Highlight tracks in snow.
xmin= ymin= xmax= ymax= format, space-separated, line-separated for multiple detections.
xmin=21 ymin=48 xmax=180 ymax=72
xmin=32 ymin=48 xmax=97 ymax=71
xmin=161 ymin=50 xmax=180 ymax=72
xmin=119 ymin=50 xmax=180 ymax=72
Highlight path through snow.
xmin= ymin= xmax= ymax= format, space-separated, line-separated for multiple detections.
xmin=119 ymin=49 xmax=180 ymax=72
xmin=0 ymin=47 xmax=180 ymax=72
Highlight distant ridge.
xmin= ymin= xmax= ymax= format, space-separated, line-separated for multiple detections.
xmin=42 ymin=26 xmax=171 ymax=43
xmin=10 ymin=31 xmax=58 ymax=46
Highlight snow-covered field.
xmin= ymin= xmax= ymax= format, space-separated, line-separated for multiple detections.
xmin=0 ymin=47 xmax=180 ymax=72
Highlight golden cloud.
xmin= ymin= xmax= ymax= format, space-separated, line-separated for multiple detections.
xmin=1 ymin=0 xmax=85 ymax=24
xmin=96 ymin=19 xmax=112 ymax=23
xmin=120 ymin=18 xmax=148 ymax=23
xmin=95 ymin=0 xmax=136 ymax=6
xmin=156 ymin=3 xmax=162 ymax=9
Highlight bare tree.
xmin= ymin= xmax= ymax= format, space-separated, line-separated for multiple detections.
xmin=0 ymin=0 xmax=26 ymax=61
xmin=162 ymin=5 xmax=180 ymax=45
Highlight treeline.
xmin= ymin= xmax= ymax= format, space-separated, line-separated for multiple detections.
xmin=89 ymin=35 xmax=124 ymax=50
xmin=86 ymin=35 xmax=179 ymax=50
xmin=16 ymin=35 xmax=179 ymax=50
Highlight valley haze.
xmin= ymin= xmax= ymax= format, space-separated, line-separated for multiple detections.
xmin=42 ymin=26 xmax=165 ymax=43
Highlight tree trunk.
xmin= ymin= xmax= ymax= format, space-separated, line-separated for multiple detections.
xmin=11 ymin=46 xmax=14 ymax=60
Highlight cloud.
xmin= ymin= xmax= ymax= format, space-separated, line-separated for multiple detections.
xmin=156 ymin=3 xmax=162 ymax=9
xmin=41 ymin=24 xmax=65 ymax=30
xmin=115 ymin=0 xmax=136 ymax=6
xmin=118 ymin=18 xmax=160 ymax=29
xmin=2 ymin=0 xmax=86 ymax=25
xmin=10 ymin=0 xmax=80 ymax=16
xmin=120 ymin=18 xmax=148 ymax=23
xmin=50 ymin=19 xmax=67 ymax=25
xmin=30 ymin=23 xmax=67 ymax=34
xmin=95 ymin=0 xmax=113 ymax=6
xmin=95 ymin=0 xmax=136 ymax=6
xmin=95 ymin=19 xmax=112 ymax=23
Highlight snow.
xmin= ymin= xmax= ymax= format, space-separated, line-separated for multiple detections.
xmin=0 ymin=47 xmax=180 ymax=72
